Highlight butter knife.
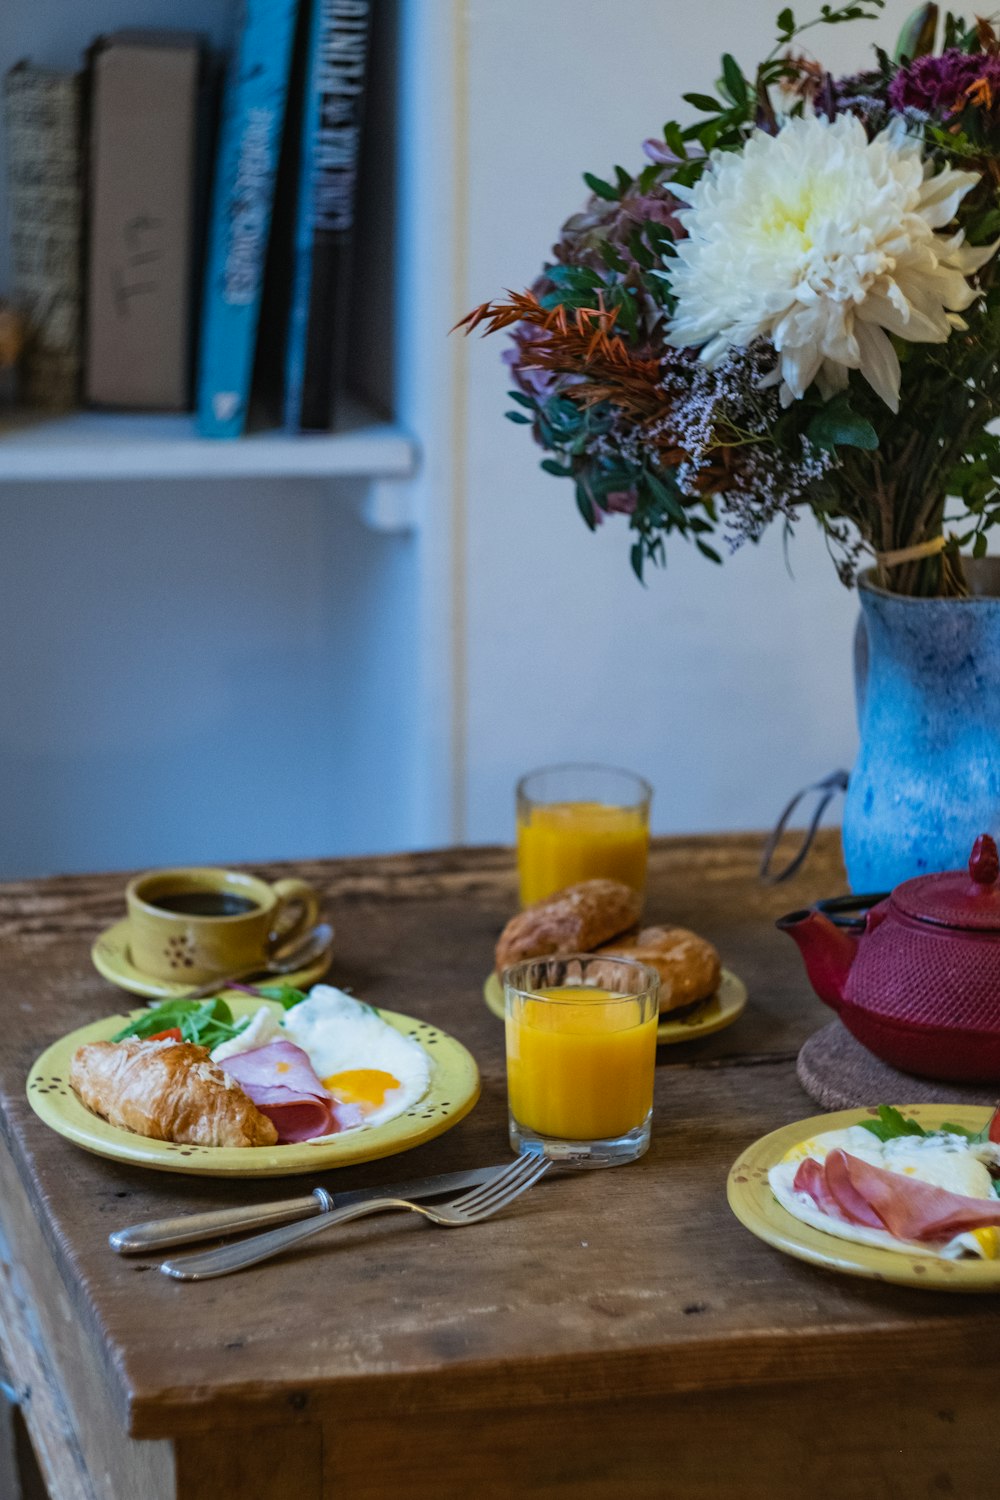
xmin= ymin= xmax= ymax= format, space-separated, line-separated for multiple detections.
xmin=109 ymin=1165 xmax=508 ymax=1255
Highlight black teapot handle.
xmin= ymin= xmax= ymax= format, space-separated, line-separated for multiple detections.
xmin=815 ymin=891 xmax=890 ymax=932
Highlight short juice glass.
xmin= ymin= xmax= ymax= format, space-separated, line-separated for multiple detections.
xmin=504 ymin=954 xmax=660 ymax=1167
xmin=516 ymin=764 xmax=652 ymax=907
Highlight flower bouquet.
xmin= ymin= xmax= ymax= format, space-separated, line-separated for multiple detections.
xmin=459 ymin=2 xmax=1000 ymax=598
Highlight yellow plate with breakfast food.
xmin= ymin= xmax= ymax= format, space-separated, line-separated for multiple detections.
xmin=728 ymin=1104 xmax=1000 ymax=1292
xmin=27 ymin=989 xmax=480 ymax=1178
xmin=488 ymin=877 xmax=746 ymax=1042
xmin=91 ymin=917 xmax=332 ymax=1000
xmin=482 ymin=968 xmax=746 ymax=1042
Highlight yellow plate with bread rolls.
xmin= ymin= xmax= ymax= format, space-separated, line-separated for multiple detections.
xmin=490 ymin=880 xmax=746 ymax=1042
xmin=483 ymin=968 xmax=747 ymax=1043
xmin=26 ymin=998 xmax=480 ymax=1178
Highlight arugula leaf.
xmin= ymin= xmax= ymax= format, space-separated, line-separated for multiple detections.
xmin=859 ymin=1106 xmax=999 ymax=1146
xmin=857 ymin=1105 xmax=929 ymax=1142
xmin=112 ymin=996 xmax=248 ymax=1050
xmin=258 ymin=982 xmax=310 ymax=1011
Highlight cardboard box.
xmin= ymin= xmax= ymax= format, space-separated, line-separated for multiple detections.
xmin=84 ymin=31 xmax=203 ymax=410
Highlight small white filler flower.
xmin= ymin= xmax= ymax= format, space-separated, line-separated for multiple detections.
xmin=665 ymin=113 xmax=999 ymax=412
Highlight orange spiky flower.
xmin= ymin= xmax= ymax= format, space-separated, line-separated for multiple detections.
xmin=455 ymin=289 xmax=665 ymax=420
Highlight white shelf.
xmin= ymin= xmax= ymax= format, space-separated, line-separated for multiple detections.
xmin=0 ymin=398 xmax=418 ymax=485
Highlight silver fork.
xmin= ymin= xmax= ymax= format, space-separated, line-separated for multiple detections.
xmin=160 ymin=1154 xmax=552 ymax=1280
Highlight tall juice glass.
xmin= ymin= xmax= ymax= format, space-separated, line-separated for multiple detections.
xmin=516 ymin=764 xmax=652 ymax=907
xmin=504 ymin=954 xmax=660 ymax=1167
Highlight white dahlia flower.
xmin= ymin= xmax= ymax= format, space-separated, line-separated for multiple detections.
xmin=665 ymin=113 xmax=999 ymax=412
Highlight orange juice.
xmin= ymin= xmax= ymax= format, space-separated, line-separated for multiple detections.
xmin=516 ymin=800 xmax=649 ymax=906
xmin=505 ymin=987 xmax=658 ymax=1140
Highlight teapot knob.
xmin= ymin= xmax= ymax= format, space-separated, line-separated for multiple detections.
xmin=969 ymin=834 xmax=1000 ymax=886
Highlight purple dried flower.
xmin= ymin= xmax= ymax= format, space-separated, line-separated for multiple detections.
xmin=888 ymin=49 xmax=1000 ymax=118
xmin=601 ymin=489 xmax=638 ymax=516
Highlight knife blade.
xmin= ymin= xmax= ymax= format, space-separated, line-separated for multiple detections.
xmin=109 ymin=1164 xmax=509 ymax=1255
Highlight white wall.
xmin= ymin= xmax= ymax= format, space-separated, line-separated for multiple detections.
xmin=458 ymin=0 xmax=914 ymax=845
xmin=0 ymin=484 xmax=418 ymax=875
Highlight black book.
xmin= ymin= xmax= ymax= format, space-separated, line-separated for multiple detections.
xmin=282 ymin=0 xmax=372 ymax=432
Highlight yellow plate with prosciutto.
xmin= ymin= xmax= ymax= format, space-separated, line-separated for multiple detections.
xmin=728 ymin=1104 xmax=1000 ymax=1293
xmin=26 ymin=996 xmax=480 ymax=1178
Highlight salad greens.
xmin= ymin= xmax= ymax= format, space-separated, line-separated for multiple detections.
xmin=257 ymin=983 xmax=309 ymax=1010
xmin=111 ymin=985 xmax=313 ymax=1049
xmin=112 ymin=997 xmax=248 ymax=1049
xmin=858 ymin=1104 xmax=992 ymax=1145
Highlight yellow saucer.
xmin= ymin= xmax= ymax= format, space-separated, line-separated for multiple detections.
xmin=728 ymin=1104 xmax=1000 ymax=1293
xmin=27 ymin=997 xmax=480 ymax=1178
xmin=482 ymin=968 xmax=747 ymax=1043
xmin=91 ymin=917 xmax=332 ymax=1000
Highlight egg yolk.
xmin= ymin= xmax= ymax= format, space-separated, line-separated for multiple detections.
xmin=323 ymin=1069 xmax=401 ymax=1113
xmin=969 ymin=1227 xmax=1000 ymax=1259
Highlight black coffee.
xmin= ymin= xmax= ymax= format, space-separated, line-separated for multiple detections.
xmin=152 ymin=891 xmax=260 ymax=918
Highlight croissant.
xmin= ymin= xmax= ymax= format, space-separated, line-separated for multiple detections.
xmin=70 ymin=1039 xmax=279 ymax=1148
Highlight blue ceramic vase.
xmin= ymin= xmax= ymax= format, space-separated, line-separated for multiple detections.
xmin=842 ymin=561 xmax=1000 ymax=892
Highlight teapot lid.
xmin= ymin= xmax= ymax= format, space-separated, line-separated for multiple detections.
xmin=893 ymin=835 xmax=1000 ymax=930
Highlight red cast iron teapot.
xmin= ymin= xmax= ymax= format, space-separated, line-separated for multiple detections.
xmin=778 ymin=834 xmax=1000 ymax=1082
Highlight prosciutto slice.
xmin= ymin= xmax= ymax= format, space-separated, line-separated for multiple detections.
xmin=794 ymin=1149 xmax=1000 ymax=1244
xmin=220 ymin=1041 xmax=354 ymax=1143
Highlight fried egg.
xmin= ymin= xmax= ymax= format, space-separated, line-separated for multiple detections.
xmin=769 ymin=1126 xmax=1000 ymax=1260
xmin=280 ymin=986 xmax=431 ymax=1128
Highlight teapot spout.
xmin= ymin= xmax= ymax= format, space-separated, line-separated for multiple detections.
xmin=776 ymin=908 xmax=859 ymax=1011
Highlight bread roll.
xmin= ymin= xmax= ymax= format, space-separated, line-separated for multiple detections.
xmin=70 ymin=1039 xmax=279 ymax=1148
xmin=596 ymin=925 xmax=721 ymax=1014
xmin=495 ymin=878 xmax=642 ymax=974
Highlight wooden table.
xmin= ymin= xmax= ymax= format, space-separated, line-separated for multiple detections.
xmin=1 ymin=834 xmax=999 ymax=1500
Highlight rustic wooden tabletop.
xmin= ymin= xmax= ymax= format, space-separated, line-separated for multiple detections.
xmin=1 ymin=833 xmax=998 ymax=1500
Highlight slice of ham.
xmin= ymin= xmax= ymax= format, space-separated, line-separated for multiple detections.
xmin=220 ymin=1041 xmax=357 ymax=1143
xmin=821 ymin=1149 xmax=887 ymax=1230
xmin=794 ymin=1148 xmax=1000 ymax=1244
xmin=793 ymin=1156 xmax=849 ymax=1222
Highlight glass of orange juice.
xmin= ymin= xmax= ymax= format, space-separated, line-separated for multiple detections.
xmin=503 ymin=954 xmax=659 ymax=1167
xmin=516 ymin=764 xmax=652 ymax=907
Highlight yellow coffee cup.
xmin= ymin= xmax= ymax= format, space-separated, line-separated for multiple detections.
xmin=125 ymin=866 xmax=320 ymax=984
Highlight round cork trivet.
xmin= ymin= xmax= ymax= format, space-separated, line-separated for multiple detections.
xmin=797 ymin=1021 xmax=1000 ymax=1110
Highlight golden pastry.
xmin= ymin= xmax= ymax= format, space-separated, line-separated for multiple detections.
xmin=596 ymin=925 xmax=721 ymax=1013
xmin=495 ymin=878 xmax=642 ymax=974
xmin=70 ymin=1039 xmax=278 ymax=1148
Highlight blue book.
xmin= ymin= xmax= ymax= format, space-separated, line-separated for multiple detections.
xmin=196 ymin=0 xmax=301 ymax=438
xmin=283 ymin=0 xmax=371 ymax=431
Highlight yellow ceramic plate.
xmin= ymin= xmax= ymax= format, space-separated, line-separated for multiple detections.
xmin=728 ymin=1104 xmax=1000 ymax=1293
xmin=482 ymin=968 xmax=747 ymax=1044
xmin=91 ymin=917 xmax=332 ymax=1000
xmin=26 ymin=998 xmax=480 ymax=1178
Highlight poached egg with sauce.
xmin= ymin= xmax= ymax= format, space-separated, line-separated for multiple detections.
xmin=769 ymin=1125 xmax=1000 ymax=1260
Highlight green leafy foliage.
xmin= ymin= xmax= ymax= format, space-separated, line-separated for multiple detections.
xmin=489 ymin=0 xmax=1000 ymax=594
xmin=807 ymin=393 xmax=880 ymax=452
xmin=582 ymin=171 xmax=619 ymax=202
